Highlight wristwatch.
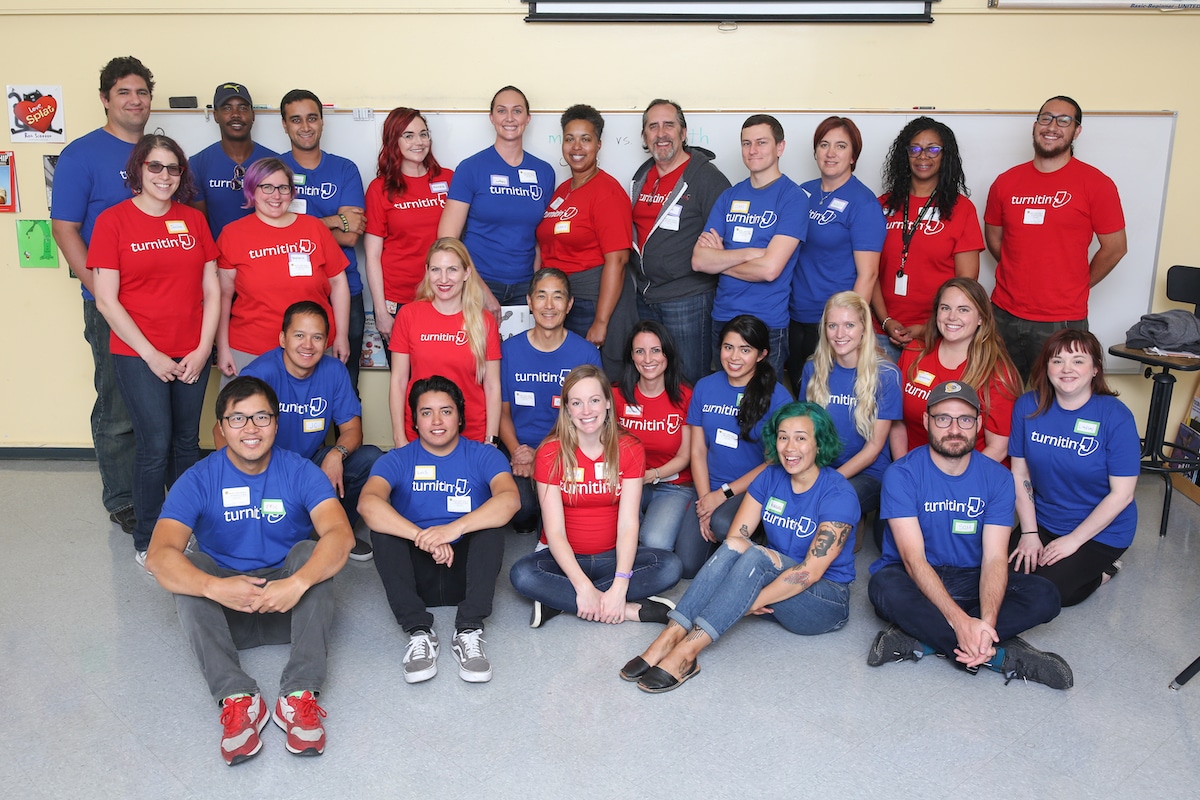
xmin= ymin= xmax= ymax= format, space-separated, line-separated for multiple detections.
xmin=334 ymin=445 xmax=350 ymax=461
xmin=721 ymin=483 xmax=734 ymax=499
xmin=484 ymin=435 xmax=499 ymax=446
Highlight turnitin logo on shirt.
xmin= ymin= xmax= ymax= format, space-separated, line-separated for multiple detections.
xmin=1011 ymin=191 xmax=1072 ymax=208
xmin=810 ymin=208 xmax=840 ymax=226
xmin=762 ymin=506 xmax=816 ymax=538
xmin=622 ymin=413 xmax=683 ymax=435
xmin=420 ymin=330 xmax=469 ymax=345
xmin=294 ymin=182 xmax=338 ymax=200
xmin=131 ymin=233 xmax=196 ymax=253
xmin=249 ymin=239 xmax=316 ymax=259
xmin=491 ymin=183 xmax=543 ymax=201
xmin=513 ymin=368 xmax=572 ymax=384
xmin=726 ymin=200 xmax=778 ymax=229
xmin=1031 ymin=420 xmax=1100 ymax=457
xmin=925 ymin=497 xmax=985 ymax=518
xmin=394 ymin=196 xmax=446 ymax=211
xmin=279 ymin=397 xmax=328 ymax=417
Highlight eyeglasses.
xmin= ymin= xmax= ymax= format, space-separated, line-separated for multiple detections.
xmin=221 ymin=412 xmax=276 ymax=429
xmin=144 ymin=161 xmax=184 ymax=176
xmin=906 ymin=145 xmax=943 ymax=157
xmin=256 ymin=183 xmax=294 ymax=195
xmin=232 ymin=164 xmax=246 ymax=192
xmin=1036 ymin=113 xmax=1077 ymax=128
xmin=930 ymin=414 xmax=978 ymax=430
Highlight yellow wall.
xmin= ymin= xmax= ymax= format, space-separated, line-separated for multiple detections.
xmin=2 ymin=2 xmax=1198 ymax=449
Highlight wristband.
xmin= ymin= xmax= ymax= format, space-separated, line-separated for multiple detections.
xmin=882 ymin=316 xmax=895 ymax=331
xmin=334 ymin=444 xmax=350 ymax=461
xmin=614 ymin=571 xmax=633 ymax=580
xmin=652 ymin=468 xmax=661 ymax=485
xmin=338 ymin=213 xmax=350 ymax=233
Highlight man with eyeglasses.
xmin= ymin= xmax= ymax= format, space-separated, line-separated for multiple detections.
xmin=865 ymin=381 xmax=1071 ymax=689
xmin=52 ymin=55 xmax=155 ymax=537
xmin=985 ymin=95 xmax=1127 ymax=381
xmin=236 ymin=301 xmax=381 ymax=561
xmin=279 ymin=89 xmax=369 ymax=392
xmin=190 ymin=83 xmax=277 ymax=239
xmin=146 ymin=376 xmax=354 ymax=764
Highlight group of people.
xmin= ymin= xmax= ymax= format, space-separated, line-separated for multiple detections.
xmin=55 ymin=54 xmax=1140 ymax=766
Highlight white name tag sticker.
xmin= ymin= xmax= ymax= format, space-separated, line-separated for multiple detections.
xmin=447 ymin=495 xmax=472 ymax=513
xmin=514 ymin=390 xmax=535 ymax=407
xmin=293 ymin=174 xmax=307 ymax=186
xmin=552 ymin=395 xmax=562 ymax=408
xmin=1075 ymin=419 xmax=1100 ymax=436
xmin=288 ymin=252 xmax=312 ymax=276
xmin=288 ymin=198 xmax=307 ymax=215
xmin=554 ymin=220 xmax=571 ymax=235
xmin=222 ymin=486 xmax=251 ymax=507
xmin=595 ymin=462 xmax=607 ymax=480
xmin=731 ymin=226 xmax=753 ymax=244
xmin=661 ymin=214 xmax=680 ymax=231
xmin=490 ymin=174 xmax=509 ymax=187
xmin=894 ymin=273 xmax=909 ymax=297
xmin=952 ymin=519 xmax=978 ymax=535
xmin=666 ymin=203 xmax=682 ymax=217
xmin=303 ymin=418 xmax=326 ymax=433
xmin=730 ymin=200 xmax=750 ymax=214
xmin=415 ymin=465 xmax=436 ymax=480
xmin=1023 ymin=208 xmax=1046 ymax=225
xmin=519 ymin=169 xmax=537 ymax=183
xmin=549 ymin=196 xmax=564 ymax=210
xmin=765 ymin=497 xmax=786 ymax=515
xmin=430 ymin=181 xmax=449 ymax=194
xmin=624 ymin=404 xmax=642 ymax=417
xmin=914 ymin=370 xmax=936 ymax=387
xmin=829 ymin=198 xmax=848 ymax=212
xmin=165 ymin=219 xmax=189 ymax=234
xmin=715 ymin=428 xmax=740 ymax=449
xmin=261 ymin=499 xmax=285 ymax=515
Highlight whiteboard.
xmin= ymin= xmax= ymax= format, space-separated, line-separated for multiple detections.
xmin=149 ymin=107 xmax=1175 ymax=372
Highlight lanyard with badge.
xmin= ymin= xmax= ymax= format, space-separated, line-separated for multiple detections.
xmin=894 ymin=193 xmax=937 ymax=296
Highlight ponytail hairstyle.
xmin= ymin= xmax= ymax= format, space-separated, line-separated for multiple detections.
xmin=415 ymin=238 xmax=489 ymax=383
xmin=544 ymin=365 xmax=627 ymax=495
xmin=718 ymin=315 xmax=777 ymax=442
xmin=806 ymin=292 xmax=881 ymax=440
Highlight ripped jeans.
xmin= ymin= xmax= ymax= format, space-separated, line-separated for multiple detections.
xmin=668 ymin=540 xmax=850 ymax=642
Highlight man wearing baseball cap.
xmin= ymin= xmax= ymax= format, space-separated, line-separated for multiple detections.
xmin=865 ymin=380 xmax=1072 ymax=689
xmin=189 ymin=82 xmax=277 ymax=238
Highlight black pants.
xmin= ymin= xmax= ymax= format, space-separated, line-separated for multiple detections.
xmin=787 ymin=320 xmax=822 ymax=394
xmin=371 ymin=527 xmax=506 ymax=633
xmin=1009 ymin=525 xmax=1125 ymax=607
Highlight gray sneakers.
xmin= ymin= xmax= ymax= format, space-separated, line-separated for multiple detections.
xmin=999 ymin=636 xmax=1074 ymax=690
xmin=403 ymin=630 xmax=438 ymax=684
xmin=451 ymin=629 xmax=492 ymax=683
xmin=867 ymin=624 xmax=923 ymax=667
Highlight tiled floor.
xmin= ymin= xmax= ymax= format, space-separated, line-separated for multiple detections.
xmin=4 ymin=459 xmax=1200 ymax=799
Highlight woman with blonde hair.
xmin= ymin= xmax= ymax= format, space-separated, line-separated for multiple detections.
xmin=388 ymin=237 xmax=501 ymax=447
xmin=893 ymin=277 xmax=1020 ymax=462
xmin=799 ymin=292 xmax=902 ymax=548
xmin=509 ymin=365 xmax=683 ymax=627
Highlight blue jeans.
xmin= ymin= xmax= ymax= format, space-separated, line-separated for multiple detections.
xmin=670 ymin=541 xmax=850 ymax=641
xmin=509 ymin=546 xmax=682 ymax=613
xmin=637 ymin=290 xmax=715 ymax=384
xmin=640 ymin=482 xmax=710 ymax=579
xmin=346 ymin=292 xmax=365 ymax=395
xmin=708 ymin=492 xmax=747 ymax=543
xmin=113 ymin=354 xmax=208 ymax=551
xmin=875 ymin=333 xmax=902 ymax=364
xmin=867 ymin=563 xmax=1062 ymax=657
xmin=712 ymin=319 xmax=789 ymax=386
xmin=484 ymin=278 xmax=531 ymax=307
xmin=565 ymin=294 xmax=597 ymax=342
xmin=511 ymin=474 xmax=541 ymax=533
xmin=312 ymin=443 xmax=382 ymax=530
xmin=83 ymin=300 xmax=135 ymax=513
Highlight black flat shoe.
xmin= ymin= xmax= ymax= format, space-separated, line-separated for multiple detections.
xmin=637 ymin=596 xmax=676 ymax=624
xmin=620 ymin=656 xmax=652 ymax=682
xmin=637 ymin=661 xmax=700 ymax=693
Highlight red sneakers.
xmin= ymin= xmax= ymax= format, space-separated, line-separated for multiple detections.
xmin=272 ymin=691 xmax=327 ymax=756
xmin=218 ymin=694 xmax=267 ymax=766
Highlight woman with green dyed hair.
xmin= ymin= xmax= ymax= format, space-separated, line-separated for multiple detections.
xmin=620 ymin=402 xmax=861 ymax=693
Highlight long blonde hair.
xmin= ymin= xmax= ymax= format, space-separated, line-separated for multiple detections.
xmin=806 ymin=292 xmax=881 ymax=440
xmin=415 ymin=237 xmax=489 ymax=383
xmin=543 ymin=365 xmax=626 ymax=495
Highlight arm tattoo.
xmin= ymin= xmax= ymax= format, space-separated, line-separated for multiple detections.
xmin=1023 ymin=480 xmax=1034 ymax=503
xmin=811 ymin=521 xmax=852 ymax=558
xmin=782 ymin=568 xmax=811 ymax=587
xmin=738 ymin=524 xmax=751 ymax=539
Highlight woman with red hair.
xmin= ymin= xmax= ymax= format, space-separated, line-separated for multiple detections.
xmin=364 ymin=108 xmax=453 ymax=344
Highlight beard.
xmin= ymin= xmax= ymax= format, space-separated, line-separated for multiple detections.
xmin=929 ymin=431 xmax=974 ymax=459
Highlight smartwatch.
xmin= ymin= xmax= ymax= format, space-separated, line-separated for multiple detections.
xmin=721 ymin=483 xmax=735 ymax=499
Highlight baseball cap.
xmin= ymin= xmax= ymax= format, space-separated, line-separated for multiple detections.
xmin=926 ymin=380 xmax=981 ymax=412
